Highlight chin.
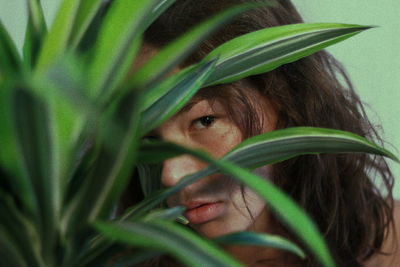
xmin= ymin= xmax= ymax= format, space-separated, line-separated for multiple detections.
xmin=191 ymin=218 xmax=252 ymax=239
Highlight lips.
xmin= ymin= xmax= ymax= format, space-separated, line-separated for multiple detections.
xmin=184 ymin=201 xmax=225 ymax=224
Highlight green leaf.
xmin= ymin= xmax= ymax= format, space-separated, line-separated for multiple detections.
xmin=95 ymin=220 xmax=243 ymax=267
xmin=137 ymin=142 xmax=184 ymax=165
xmin=23 ymin=0 xmax=47 ymax=68
xmin=0 ymin=228 xmax=28 ymax=267
xmin=0 ymin=20 xmax=22 ymax=78
xmin=36 ymin=0 xmax=81 ymax=70
xmin=137 ymin=163 xmax=162 ymax=197
xmin=144 ymin=206 xmax=186 ymax=221
xmin=206 ymin=160 xmax=334 ymax=267
xmin=121 ymin=189 xmax=172 ymax=220
xmin=134 ymin=127 xmax=399 ymax=265
xmin=30 ymin=56 xmax=96 ymax=263
xmin=80 ymin=200 xmax=187 ymax=264
xmin=146 ymin=0 xmax=177 ymax=29
xmin=133 ymin=125 xmax=398 ymax=218
xmin=203 ymin=23 xmax=372 ymax=86
xmin=109 ymin=250 xmax=162 ymax=267
xmin=86 ymin=0 xmax=159 ymax=101
xmin=215 ymin=231 xmax=305 ymax=259
xmin=64 ymin=92 xmax=142 ymax=234
xmin=138 ymin=127 xmax=399 ymax=166
xmin=14 ymin=61 xmax=93 ymax=262
xmin=140 ymin=64 xmax=196 ymax=112
xmin=11 ymin=87 xmax=58 ymax=264
xmin=129 ymin=3 xmax=259 ymax=89
xmin=134 ymin=125 xmax=400 ymax=267
xmin=68 ymin=0 xmax=104 ymax=49
xmin=224 ymin=127 xmax=400 ymax=168
xmin=36 ymin=53 xmax=91 ymax=189
xmin=0 ymin=189 xmax=43 ymax=267
xmin=0 ymin=85 xmax=37 ymax=216
xmin=162 ymin=147 xmax=335 ymax=266
xmin=140 ymin=59 xmax=217 ymax=134
xmin=132 ymin=124 xmax=399 ymax=232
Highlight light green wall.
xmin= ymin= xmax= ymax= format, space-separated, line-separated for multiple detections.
xmin=294 ymin=1 xmax=400 ymax=197
xmin=1 ymin=0 xmax=399 ymax=196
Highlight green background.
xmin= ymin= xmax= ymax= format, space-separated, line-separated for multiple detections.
xmin=1 ymin=0 xmax=399 ymax=196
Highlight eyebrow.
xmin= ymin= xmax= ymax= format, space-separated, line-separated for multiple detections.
xmin=176 ymin=98 xmax=202 ymax=115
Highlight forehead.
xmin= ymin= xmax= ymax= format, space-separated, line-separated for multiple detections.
xmin=174 ymin=93 xmax=220 ymax=118
xmin=174 ymin=81 xmax=264 ymax=121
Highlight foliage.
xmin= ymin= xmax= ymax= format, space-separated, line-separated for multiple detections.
xmin=0 ymin=0 xmax=398 ymax=266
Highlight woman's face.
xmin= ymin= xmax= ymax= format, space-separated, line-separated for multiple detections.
xmin=151 ymin=89 xmax=277 ymax=238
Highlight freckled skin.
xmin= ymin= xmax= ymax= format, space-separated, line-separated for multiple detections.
xmin=155 ymin=99 xmax=275 ymax=239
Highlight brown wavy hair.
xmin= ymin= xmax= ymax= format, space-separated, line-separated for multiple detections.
xmin=123 ymin=0 xmax=395 ymax=266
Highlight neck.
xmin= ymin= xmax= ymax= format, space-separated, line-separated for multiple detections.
xmin=224 ymin=245 xmax=304 ymax=266
xmin=222 ymin=209 xmax=304 ymax=266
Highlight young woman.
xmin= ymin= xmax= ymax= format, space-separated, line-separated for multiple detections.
xmin=123 ymin=0 xmax=398 ymax=266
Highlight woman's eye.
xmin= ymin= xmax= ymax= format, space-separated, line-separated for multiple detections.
xmin=192 ymin=115 xmax=216 ymax=130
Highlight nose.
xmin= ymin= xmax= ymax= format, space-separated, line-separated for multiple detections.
xmin=161 ymin=154 xmax=203 ymax=187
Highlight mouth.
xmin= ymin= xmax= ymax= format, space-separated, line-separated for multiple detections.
xmin=184 ymin=201 xmax=225 ymax=224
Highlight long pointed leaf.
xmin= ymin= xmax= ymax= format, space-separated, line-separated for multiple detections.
xmin=136 ymin=142 xmax=336 ymax=267
xmin=224 ymin=127 xmax=400 ymax=168
xmin=207 ymin=161 xmax=334 ymax=267
xmin=12 ymin=88 xmax=57 ymax=263
xmin=129 ymin=3 xmax=262 ymax=89
xmin=36 ymin=53 xmax=91 ymax=189
xmin=0 ymin=20 xmax=22 ymax=78
xmin=0 ymin=85 xmax=37 ymax=216
xmin=86 ymin=0 xmax=158 ymax=101
xmin=0 ymin=190 xmax=43 ymax=267
xmin=132 ymin=125 xmax=400 ymax=212
xmin=29 ymin=57 xmax=95 ymax=264
xmin=109 ymin=251 xmax=162 ymax=267
xmin=140 ymin=64 xmax=197 ymax=112
xmin=146 ymin=0 xmax=177 ymax=29
xmin=140 ymin=59 xmax=217 ymax=134
xmin=95 ymin=220 xmax=243 ymax=267
xmin=138 ymin=127 xmax=399 ymax=166
xmin=68 ymin=0 xmax=104 ymax=49
xmin=36 ymin=0 xmax=81 ymax=70
xmin=144 ymin=206 xmax=186 ymax=222
xmin=215 ymin=231 xmax=305 ymax=259
xmin=78 ymin=198 xmax=186 ymax=264
xmin=203 ymin=23 xmax=372 ymax=86
xmin=64 ymin=93 xmax=142 ymax=235
xmin=134 ymin=127 xmax=399 ymax=266
xmin=23 ymin=0 xmax=47 ymax=68
xmin=0 ymin=228 xmax=29 ymax=267
xmin=132 ymin=126 xmax=398 ymax=218
xmin=137 ymin=163 xmax=162 ymax=197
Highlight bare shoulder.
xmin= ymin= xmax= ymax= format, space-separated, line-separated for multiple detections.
xmin=364 ymin=200 xmax=400 ymax=267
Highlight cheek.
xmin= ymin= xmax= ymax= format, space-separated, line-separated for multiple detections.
xmin=246 ymin=165 xmax=273 ymax=216
xmin=223 ymin=184 xmax=267 ymax=233
xmin=228 ymin=165 xmax=273 ymax=229
xmin=195 ymin=123 xmax=243 ymax=158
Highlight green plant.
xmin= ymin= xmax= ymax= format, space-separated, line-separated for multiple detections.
xmin=0 ymin=0 xmax=398 ymax=266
